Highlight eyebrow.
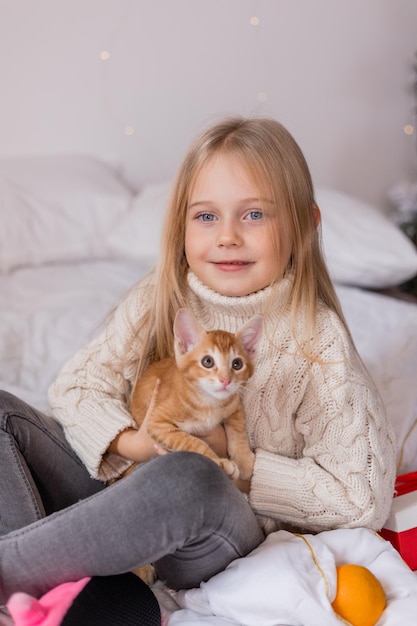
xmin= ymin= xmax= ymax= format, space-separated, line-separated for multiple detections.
xmin=188 ymin=197 xmax=274 ymax=209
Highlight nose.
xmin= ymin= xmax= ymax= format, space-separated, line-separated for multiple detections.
xmin=216 ymin=219 xmax=243 ymax=248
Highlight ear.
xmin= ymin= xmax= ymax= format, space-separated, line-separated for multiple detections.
xmin=173 ymin=308 xmax=204 ymax=356
xmin=236 ymin=315 xmax=263 ymax=359
xmin=312 ymin=203 xmax=321 ymax=229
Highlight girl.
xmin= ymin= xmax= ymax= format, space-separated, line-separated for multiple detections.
xmin=0 ymin=117 xmax=396 ymax=613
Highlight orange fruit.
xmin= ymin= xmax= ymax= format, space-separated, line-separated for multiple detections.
xmin=331 ymin=564 xmax=386 ymax=626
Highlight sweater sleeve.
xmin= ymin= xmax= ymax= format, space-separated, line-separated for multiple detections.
xmin=248 ymin=315 xmax=397 ymax=533
xmin=47 ymin=275 xmax=154 ymax=481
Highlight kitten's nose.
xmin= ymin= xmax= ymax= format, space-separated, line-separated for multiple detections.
xmin=220 ymin=378 xmax=231 ymax=388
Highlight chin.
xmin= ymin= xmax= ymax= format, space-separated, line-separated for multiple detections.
xmin=216 ymin=285 xmax=255 ymax=297
xmin=205 ymin=280 xmax=248 ymax=297
xmin=213 ymin=390 xmax=233 ymax=400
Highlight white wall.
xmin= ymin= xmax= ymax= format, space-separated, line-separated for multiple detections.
xmin=0 ymin=0 xmax=416 ymax=209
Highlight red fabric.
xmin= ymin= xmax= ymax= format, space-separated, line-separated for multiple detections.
xmin=379 ymin=527 xmax=417 ymax=570
xmin=394 ymin=472 xmax=417 ymax=496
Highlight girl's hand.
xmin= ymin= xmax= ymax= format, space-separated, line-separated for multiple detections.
xmin=197 ymin=424 xmax=228 ymax=457
xmin=108 ymin=380 xmax=161 ymax=463
xmin=153 ymin=443 xmax=168 ymax=456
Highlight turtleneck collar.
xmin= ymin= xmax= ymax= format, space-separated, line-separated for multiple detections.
xmin=186 ymin=271 xmax=292 ymax=331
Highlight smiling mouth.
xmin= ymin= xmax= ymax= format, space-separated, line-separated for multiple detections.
xmin=213 ymin=261 xmax=251 ymax=265
xmin=211 ymin=261 xmax=252 ymax=273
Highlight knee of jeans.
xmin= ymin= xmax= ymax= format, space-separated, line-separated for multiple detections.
xmin=0 ymin=390 xmax=23 ymax=423
xmin=0 ymin=391 xmax=41 ymax=434
xmin=179 ymin=451 xmax=233 ymax=506
xmin=164 ymin=450 xmax=227 ymax=483
xmin=136 ymin=451 xmax=231 ymax=506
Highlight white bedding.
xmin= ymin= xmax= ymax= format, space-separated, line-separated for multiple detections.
xmin=335 ymin=285 xmax=417 ymax=475
xmin=0 ymin=259 xmax=149 ymax=414
xmin=160 ymin=528 xmax=417 ymax=625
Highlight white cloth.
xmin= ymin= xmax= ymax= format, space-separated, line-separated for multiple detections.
xmin=166 ymin=528 xmax=417 ymax=626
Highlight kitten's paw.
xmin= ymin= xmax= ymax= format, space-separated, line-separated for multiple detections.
xmin=237 ymin=452 xmax=255 ymax=480
xmin=132 ymin=564 xmax=157 ymax=586
xmin=218 ymin=458 xmax=240 ymax=479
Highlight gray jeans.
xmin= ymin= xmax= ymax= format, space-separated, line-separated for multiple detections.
xmin=0 ymin=391 xmax=264 ymax=603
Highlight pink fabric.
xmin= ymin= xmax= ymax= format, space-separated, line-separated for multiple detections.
xmin=7 ymin=578 xmax=90 ymax=626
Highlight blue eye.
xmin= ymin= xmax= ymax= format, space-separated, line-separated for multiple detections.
xmin=201 ymin=355 xmax=214 ymax=368
xmin=198 ymin=213 xmax=216 ymax=222
xmin=247 ymin=210 xmax=263 ymax=221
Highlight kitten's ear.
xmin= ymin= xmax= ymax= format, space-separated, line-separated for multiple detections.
xmin=174 ymin=308 xmax=204 ymax=356
xmin=236 ymin=315 xmax=263 ymax=359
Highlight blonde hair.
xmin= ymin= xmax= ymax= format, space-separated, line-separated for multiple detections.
xmin=137 ymin=116 xmax=351 ymax=373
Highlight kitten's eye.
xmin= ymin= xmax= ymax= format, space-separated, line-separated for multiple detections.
xmin=201 ymin=355 xmax=214 ymax=368
xmin=232 ymin=358 xmax=244 ymax=370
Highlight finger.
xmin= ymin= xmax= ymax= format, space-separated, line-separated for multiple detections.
xmin=154 ymin=443 xmax=168 ymax=456
xmin=149 ymin=379 xmax=160 ymax=409
xmin=143 ymin=379 xmax=161 ymax=425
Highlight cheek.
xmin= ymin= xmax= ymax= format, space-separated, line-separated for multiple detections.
xmin=185 ymin=225 xmax=210 ymax=257
xmin=184 ymin=228 xmax=201 ymax=268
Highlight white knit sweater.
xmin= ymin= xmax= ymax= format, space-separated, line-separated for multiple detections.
xmin=48 ymin=271 xmax=396 ymax=533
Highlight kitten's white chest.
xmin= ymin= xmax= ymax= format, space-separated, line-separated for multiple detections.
xmin=179 ymin=396 xmax=237 ymax=434
xmin=180 ymin=413 xmax=222 ymax=435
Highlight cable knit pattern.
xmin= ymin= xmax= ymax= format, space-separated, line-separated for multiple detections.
xmin=48 ymin=271 xmax=396 ymax=533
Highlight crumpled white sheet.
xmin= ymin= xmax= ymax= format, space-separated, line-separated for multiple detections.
xmin=164 ymin=528 xmax=417 ymax=626
xmin=0 ymin=259 xmax=148 ymax=414
xmin=335 ymin=284 xmax=417 ymax=475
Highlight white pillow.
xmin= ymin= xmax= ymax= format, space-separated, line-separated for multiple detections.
xmin=316 ymin=187 xmax=417 ymax=288
xmin=0 ymin=155 xmax=134 ymax=273
xmin=107 ymin=182 xmax=171 ymax=264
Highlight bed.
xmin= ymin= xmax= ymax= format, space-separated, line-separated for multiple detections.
xmin=1 ymin=155 xmax=417 ymax=624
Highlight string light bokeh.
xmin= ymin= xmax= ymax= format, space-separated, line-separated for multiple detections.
xmin=98 ymin=12 xmax=266 ymax=141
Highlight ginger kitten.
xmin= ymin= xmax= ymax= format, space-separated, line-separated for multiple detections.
xmin=131 ymin=307 xmax=262 ymax=480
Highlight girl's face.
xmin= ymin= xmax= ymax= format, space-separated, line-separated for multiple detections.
xmin=185 ymin=153 xmax=291 ymax=297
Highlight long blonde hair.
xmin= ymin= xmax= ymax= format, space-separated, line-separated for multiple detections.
xmin=137 ymin=116 xmax=350 ymax=373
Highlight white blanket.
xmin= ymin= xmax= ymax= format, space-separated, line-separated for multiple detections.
xmin=164 ymin=528 xmax=417 ymax=626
